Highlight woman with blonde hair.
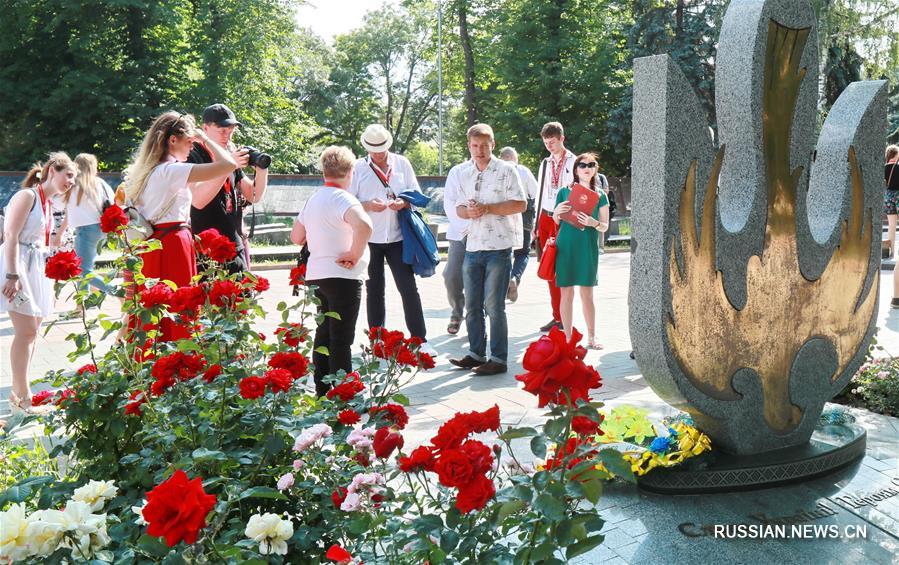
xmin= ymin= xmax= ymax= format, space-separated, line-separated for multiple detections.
xmin=884 ymin=144 xmax=899 ymax=308
xmin=124 ymin=111 xmax=237 ymax=290
xmin=552 ymin=152 xmax=610 ymax=349
xmin=0 ymin=152 xmax=76 ymax=413
xmin=61 ymin=153 xmax=115 ymax=293
xmin=291 ymin=145 xmax=372 ymax=396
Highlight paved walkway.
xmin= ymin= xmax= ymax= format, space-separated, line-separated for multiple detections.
xmin=2 ymin=252 xmax=897 ymax=564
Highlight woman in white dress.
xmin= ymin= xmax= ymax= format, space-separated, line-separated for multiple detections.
xmin=63 ymin=153 xmax=116 ymax=293
xmin=1 ymin=152 xmax=76 ymax=413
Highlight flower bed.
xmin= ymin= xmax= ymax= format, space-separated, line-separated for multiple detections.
xmin=0 ymin=211 xmax=709 ymax=562
xmin=837 ymin=345 xmax=899 ymax=417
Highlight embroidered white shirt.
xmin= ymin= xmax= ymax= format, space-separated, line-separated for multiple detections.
xmin=449 ymin=156 xmax=526 ymax=252
xmin=536 ymin=149 xmax=576 ymax=213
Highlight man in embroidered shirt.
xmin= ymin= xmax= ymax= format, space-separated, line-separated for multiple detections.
xmin=447 ymin=124 xmax=527 ymax=376
xmin=349 ymin=124 xmax=435 ymax=357
xmin=189 ymin=103 xmax=269 ymax=273
xmin=534 ymin=121 xmax=576 ymax=332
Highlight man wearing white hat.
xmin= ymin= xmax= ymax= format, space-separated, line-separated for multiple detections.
xmin=350 ymin=124 xmax=435 ymax=356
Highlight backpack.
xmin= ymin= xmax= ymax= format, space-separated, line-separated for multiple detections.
xmin=597 ymin=174 xmax=616 ymax=219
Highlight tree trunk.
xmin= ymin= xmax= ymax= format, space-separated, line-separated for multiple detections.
xmin=675 ymin=0 xmax=684 ymax=38
xmin=458 ymin=1 xmax=477 ymax=127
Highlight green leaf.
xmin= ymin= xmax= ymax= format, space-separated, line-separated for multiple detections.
xmin=498 ymin=427 xmax=538 ymax=441
xmin=238 ymin=487 xmax=288 ymax=501
xmin=533 ymin=493 xmax=565 ymax=520
xmin=324 ymin=311 xmax=342 ymax=320
xmin=566 ymin=533 xmax=605 ymax=559
xmin=580 ymin=479 xmax=603 ymax=505
xmin=191 ymin=448 xmax=227 ymax=461
xmin=445 ymin=507 xmax=461 ymax=529
xmin=440 ymin=529 xmax=459 ymax=552
xmin=597 ymin=449 xmax=636 ymax=482
xmin=391 ymin=393 xmax=410 ymax=406
xmin=138 ymin=534 xmax=170 ymax=558
xmin=543 ymin=417 xmax=567 ymax=439
xmin=413 ymin=514 xmax=444 ymax=534
xmin=497 ymin=499 xmax=527 ymax=523
xmin=530 ymin=435 xmax=547 ymax=459
xmin=512 ymin=485 xmax=533 ymax=502
xmin=314 ymin=346 xmax=330 ymax=356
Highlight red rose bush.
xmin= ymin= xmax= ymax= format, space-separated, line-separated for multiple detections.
xmin=4 ymin=217 xmax=626 ymax=563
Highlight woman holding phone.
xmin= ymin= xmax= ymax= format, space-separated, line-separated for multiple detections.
xmin=552 ymin=152 xmax=610 ymax=348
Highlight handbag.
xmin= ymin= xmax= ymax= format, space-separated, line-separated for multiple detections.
xmin=122 ymin=192 xmax=180 ymax=243
xmin=537 ymin=237 xmax=557 ymax=281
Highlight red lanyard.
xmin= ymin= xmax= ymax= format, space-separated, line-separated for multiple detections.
xmin=369 ymin=159 xmax=392 ymax=186
xmin=550 ymin=155 xmax=565 ymax=190
xmin=37 ymin=183 xmax=51 ymax=246
xmin=323 ymin=181 xmax=344 ymax=189
xmin=203 ymin=143 xmax=232 ymax=193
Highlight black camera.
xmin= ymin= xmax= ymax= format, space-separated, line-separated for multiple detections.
xmin=243 ymin=146 xmax=271 ymax=169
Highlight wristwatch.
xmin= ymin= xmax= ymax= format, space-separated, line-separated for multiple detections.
xmin=5 ymin=273 xmax=19 ymax=280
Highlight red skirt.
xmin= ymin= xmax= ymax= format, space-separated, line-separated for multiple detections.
xmin=141 ymin=223 xmax=196 ymax=286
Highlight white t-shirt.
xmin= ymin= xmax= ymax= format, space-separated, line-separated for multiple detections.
xmin=348 ymin=154 xmax=421 ymax=244
xmin=516 ymin=164 xmax=539 ymax=199
xmin=66 ymin=179 xmax=115 ymax=228
xmin=297 ymin=187 xmax=370 ymax=281
xmin=136 ymin=159 xmax=194 ymax=224
xmin=452 ymin=156 xmax=526 ymax=252
xmin=442 ymin=164 xmax=471 ymax=242
xmin=537 ymin=150 xmax=576 ymax=213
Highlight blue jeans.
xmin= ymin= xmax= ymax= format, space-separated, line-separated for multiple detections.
xmin=443 ymin=238 xmax=466 ymax=321
xmin=74 ymin=223 xmax=108 ymax=292
xmin=463 ymin=249 xmax=512 ymax=363
xmin=510 ymin=228 xmax=532 ymax=283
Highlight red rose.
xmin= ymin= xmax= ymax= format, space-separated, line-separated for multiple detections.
xmin=30 ymin=390 xmax=54 ymax=406
xmin=45 ymin=250 xmax=82 ymax=281
xmin=125 ymin=390 xmax=147 ymax=416
xmin=418 ymin=352 xmax=436 ymax=370
xmin=455 ymin=474 xmax=495 ymax=514
xmin=369 ymin=404 xmax=409 ymax=430
xmin=398 ymin=445 xmax=436 ymax=473
xmin=373 ymin=427 xmax=404 ymax=459
xmin=515 ymin=327 xmax=601 ymax=407
xmin=460 ymin=440 xmax=494 ymax=475
xmin=353 ymin=452 xmax=371 ymax=467
xmin=326 ymin=544 xmax=353 ymax=563
xmin=242 ymin=275 xmax=269 ymax=292
xmin=268 ymin=351 xmax=310 ymax=379
xmin=368 ymin=327 xmax=408 ymax=360
xmin=331 ymin=487 xmax=347 ymax=509
xmin=545 ymin=437 xmax=597 ymax=471
xmin=572 ymin=415 xmax=602 ymax=436
xmin=151 ymin=378 xmax=174 ymax=396
xmin=265 ymin=368 xmax=293 ymax=393
xmin=208 ymin=280 xmax=243 ymax=308
xmin=169 ymin=285 xmax=206 ymax=315
xmin=431 ymin=405 xmax=501 ymax=451
xmin=77 ymin=364 xmax=97 ymax=375
xmin=152 ymin=352 xmax=205 ymax=382
xmin=468 ymin=404 xmax=501 ymax=434
xmin=239 ymin=376 xmax=267 ymax=399
xmin=274 ymin=323 xmax=309 ymax=348
xmin=55 ymin=388 xmax=76 ymax=406
xmin=396 ymin=346 xmax=418 ymax=367
xmin=197 ymin=228 xmax=237 ymax=263
xmin=100 ymin=204 xmax=129 ymax=233
xmin=140 ymin=283 xmax=174 ymax=308
xmin=143 ymin=469 xmax=216 ymax=547
xmin=289 ymin=264 xmax=306 ymax=286
xmin=202 ymin=364 xmax=223 ymax=384
xmin=435 ymin=449 xmax=475 ymax=488
xmin=337 ymin=409 xmax=361 ymax=425
xmin=326 ymin=372 xmax=364 ymax=402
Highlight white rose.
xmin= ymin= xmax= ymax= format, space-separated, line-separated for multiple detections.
xmin=71 ymin=480 xmax=118 ymax=512
xmin=131 ymin=499 xmax=149 ymax=526
xmin=0 ymin=503 xmax=32 ymax=561
xmin=245 ymin=513 xmax=294 ymax=556
xmin=51 ymin=501 xmax=110 ymax=559
xmin=24 ymin=509 xmax=66 ymax=557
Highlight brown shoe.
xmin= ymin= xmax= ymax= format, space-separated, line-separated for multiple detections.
xmin=449 ymin=355 xmax=484 ymax=369
xmin=539 ymin=319 xmax=563 ymax=332
xmin=472 ymin=360 xmax=508 ymax=375
xmin=892 ymin=298 xmax=899 ymax=309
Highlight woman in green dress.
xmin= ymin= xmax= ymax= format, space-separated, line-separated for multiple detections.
xmin=552 ymin=152 xmax=610 ymax=349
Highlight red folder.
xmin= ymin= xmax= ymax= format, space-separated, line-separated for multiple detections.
xmin=559 ymin=183 xmax=599 ymax=230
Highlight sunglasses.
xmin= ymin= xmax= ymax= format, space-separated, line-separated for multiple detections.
xmin=577 ymin=162 xmax=598 ymax=169
xmin=166 ymin=112 xmax=188 ymax=138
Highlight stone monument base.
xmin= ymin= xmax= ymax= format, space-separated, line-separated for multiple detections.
xmin=637 ymin=423 xmax=866 ymax=494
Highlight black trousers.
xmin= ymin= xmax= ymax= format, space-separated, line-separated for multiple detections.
xmin=311 ymin=278 xmax=362 ymax=397
xmin=365 ymin=241 xmax=427 ymax=339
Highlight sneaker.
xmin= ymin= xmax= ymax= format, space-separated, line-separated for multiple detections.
xmin=892 ymin=298 xmax=899 ymax=309
xmin=449 ymin=355 xmax=485 ymax=370
xmin=539 ymin=319 xmax=563 ymax=332
xmin=507 ymin=278 xmax=519 ymax=303
xmin=419 ymin=342 xmax=437 ymax=357
xmin=472 ymin=360 xmax=508 ymax=376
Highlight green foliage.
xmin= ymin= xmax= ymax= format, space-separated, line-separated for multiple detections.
xmin=845 ymin=354 xmax=899 ymax=417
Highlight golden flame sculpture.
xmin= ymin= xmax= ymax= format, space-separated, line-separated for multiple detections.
xmin=665 ymin=22 xmax=878 ymax=434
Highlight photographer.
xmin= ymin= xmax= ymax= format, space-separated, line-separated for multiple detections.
xmin=188 ymin=103 xmax=270 ymax=273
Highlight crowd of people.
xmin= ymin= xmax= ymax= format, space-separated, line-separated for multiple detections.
xmin=3 ymin=104 xmax=898 ymax=414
